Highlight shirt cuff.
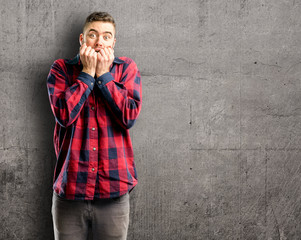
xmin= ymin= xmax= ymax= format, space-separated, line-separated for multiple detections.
xmin=96 ymin=72 xmax=114 ymax=88
xmin=77 ymin=72 xmax=95 ymax=90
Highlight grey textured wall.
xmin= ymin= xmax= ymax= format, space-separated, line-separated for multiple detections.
xmin=1 ymin=0 xmax=301 ymax=239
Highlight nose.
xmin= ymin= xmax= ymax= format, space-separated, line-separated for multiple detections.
xmin=95 ymin=37 xmax=104 ymax=48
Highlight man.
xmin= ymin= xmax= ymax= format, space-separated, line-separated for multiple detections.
xmin=47 ymin=12 xmax=142 ymax=240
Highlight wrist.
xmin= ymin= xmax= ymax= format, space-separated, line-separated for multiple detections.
xmin=96 ymin=71 xmax=109 ymax=78
xmin=82 ymin=68 xmax=95 ymax=77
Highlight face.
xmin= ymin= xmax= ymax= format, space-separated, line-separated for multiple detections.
xmin=79 ymin=21 xmax=116 ymax=52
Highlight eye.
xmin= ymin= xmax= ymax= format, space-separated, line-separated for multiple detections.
xmin=103 ymin=35 xmax=111 ymax=40
xmin=89 ymin=33 xmax=96 ymax=38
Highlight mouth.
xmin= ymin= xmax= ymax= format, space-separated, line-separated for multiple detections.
xmin=94 ymin=48 xmax=102 ymax=52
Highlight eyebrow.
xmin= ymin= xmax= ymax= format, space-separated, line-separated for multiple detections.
xmin=88 ymin=29 xmax=113 ymax=36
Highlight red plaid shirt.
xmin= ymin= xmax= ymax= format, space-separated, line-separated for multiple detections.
xmin=47 ymin=54 xmax=142 ymax=200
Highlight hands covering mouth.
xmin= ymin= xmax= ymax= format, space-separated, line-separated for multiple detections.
xmin=80 ymin=43 xmax=115 ymax=78
xmin=95 ymin=46 xmax=113 ymax=53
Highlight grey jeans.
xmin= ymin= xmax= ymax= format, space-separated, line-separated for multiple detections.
xmin=52 ymin=192 xmax=130 ymax=240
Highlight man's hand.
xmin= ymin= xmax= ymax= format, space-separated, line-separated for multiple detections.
xmin=80 ymin=43 xmax=97 ymax=77
xmin=95 ymin=47 xmax=115 ymax=78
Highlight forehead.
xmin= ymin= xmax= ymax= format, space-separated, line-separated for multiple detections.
xmin=84 ymin=21 xmax=115 ymax=34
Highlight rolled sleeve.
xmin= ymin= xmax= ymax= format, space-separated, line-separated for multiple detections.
xmin=96 ymin=72 xmax=114 ymax=88
xmin=78 ymin=72 xmax=95 ymax=90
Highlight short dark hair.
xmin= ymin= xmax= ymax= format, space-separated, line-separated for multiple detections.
xmin=83 ymin=12 xmax=116 ymax=32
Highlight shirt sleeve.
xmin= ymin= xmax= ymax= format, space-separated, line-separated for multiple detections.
xmin=95 ymin=59 xmax=142 ymax=129
xmin=47 ymin=59 xmax=95 ymax=127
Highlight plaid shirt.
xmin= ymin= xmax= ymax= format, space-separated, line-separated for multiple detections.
xmin=47 ymin=54 xmax=142 ymax=200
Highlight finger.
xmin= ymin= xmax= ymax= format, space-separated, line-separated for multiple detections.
xmin=109 ymin=53 xmax=115 ymax=62
xmin=80 ymin=43 xmax=87 ymax=55
xmin=105 ymin=48 xmax=112 ymax=61
xmin=85 ymin=46 xmax=92 ymax=56
xmin=92 ymin=51 xmax=97 ymax=61
xmin=100 ymin=49 xmax=108 ymax=61
xmin=109 ymin=46 xmax=115 ymax=55
xmin=103 ymin=47 xmax=109 ymax=55
xmin=107 ymin=47 xmax=114 ymax=58
xmin=106 ymin=48 xmax=113 ymax=60
xmin=89 ymin=49 xmax=96 ymax=62
xmin=89 ymin=48 xmax=95 ymax=56
xmin=108 ymin=47 xmax=113 ymax=54
xmin=99 ymin=48 xmax=106 ymax=56
xmin=104 ymin=47 xmax=112 ymax=59
xmin=90 ymin=49 xmax=96 ymax=61
xmin=111 ymin=49 xmax=115 ymax=59
xmin=107 ymin=48 xmax=114 ymax=61
xmin=80 ymin=42 xmax=86 ymax=50
xmin=97 ymin=52 xmax=104 ymax=61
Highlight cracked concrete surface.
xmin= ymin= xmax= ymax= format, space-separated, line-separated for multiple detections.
xmin=1 ymin=0 xmax=301 ymax=239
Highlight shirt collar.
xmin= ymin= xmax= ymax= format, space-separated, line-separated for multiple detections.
xmin=66 ymin=54 xmax=125 ymax=65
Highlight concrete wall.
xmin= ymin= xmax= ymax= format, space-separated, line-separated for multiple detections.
xmin=1 ymin=0 xmax=301 ymax=239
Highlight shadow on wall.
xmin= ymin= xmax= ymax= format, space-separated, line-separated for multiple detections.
xmin=23 ymin=63 xmax=56 ymax=239
xmin=27 ymin=22 xmax=83 ymax=239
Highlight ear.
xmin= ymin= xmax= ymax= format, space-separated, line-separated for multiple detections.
xmin=79 ymin=33 xmax=84 ymax=46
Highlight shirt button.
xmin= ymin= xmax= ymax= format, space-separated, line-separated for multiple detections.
xmin=91 ymin=82 xmax=93 ymax=86
xmin=93 ymin=147 xmax=96 ymax=151
xmin=92 ymin=168 xmax=95 ymax=172
xmin=91 ymin=106 xmax=95 ymax=110
xmin=92 ymin=127 xmax=95 ymax=131
xmin=98 ymin=80 xmax=102 ymax=84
